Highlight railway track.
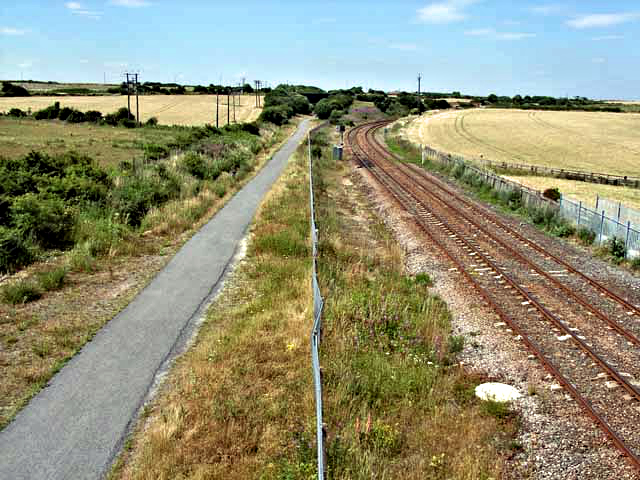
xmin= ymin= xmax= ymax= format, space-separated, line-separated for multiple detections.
xmin=346 ymin=119 xmax=640 ymax=472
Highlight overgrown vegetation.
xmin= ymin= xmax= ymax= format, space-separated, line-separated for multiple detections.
xmin=0 ymin=121 xmax=264 ymax=275
xmin=313 ymin=130 xmax=511 ymax=478
xmin=259 ymin=84 xmax=312 ymax=125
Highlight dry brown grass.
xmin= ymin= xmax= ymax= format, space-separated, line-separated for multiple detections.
xmin=112 ymin=144 xmax=314 ymax=479
xmin=0 ymin=94 xmax=263 ymax=126
xmin=402 ymin=108 xmax=640 ymax=177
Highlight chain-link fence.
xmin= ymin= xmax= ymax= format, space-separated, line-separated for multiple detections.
xmin=559 ymin=196 xmax=640 ymax=258
xmin=308 ymin=129 xmax=326 ymax=479
xmin=421 ymin=144 xmax=640 ymax=258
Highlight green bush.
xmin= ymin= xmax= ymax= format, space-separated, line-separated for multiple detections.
xmin=2 ymin=280 xmax=42 ymax=304
xmin=37 ymin=266 xmax=67 ymax=291
xmin=259 ymin=105 xmax=291 ymax=126
xmin=577 ymin=226 xmax=596 ymax=245
xmin=34 ymin=102 xmax=61 ymax=120
xmin=329 ymin=109 xmax=345 ymax=125
xmin=608 ymin=237 xmax=626 ymax=260
xmin=182 ymin=152 xmax=207 ymax=179
xmin=58 ymin=106 xmax=74 ymax=121
xmin=109 ymin=175 xmax=176 ymax=227
xmin=542 ymin=187 xmax=561 ymax=202
xmin=67 ymin=110 xmax=86 ymax=123
xmin=144 ymin=143 xmax=169 ymax=161
xmin=11 ymin=193 xmax=76 ymax=249
xmin=8 ymin=108 xmax=27 ymax=117
xmin=551 ymin=222 xmax=575 ymax=238
xmin=85 ymin=110 xmax=103 ymax=123
xmin=145 ymin=116 xmax=158 ymax=126
xmin=630 ymin=256 xmax=640 ymax=271
xmin=0 ymin=226 xmax=34 ymax=273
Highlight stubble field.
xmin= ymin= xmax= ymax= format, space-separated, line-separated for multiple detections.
xmin=402 ymin=108 xmax=640 ymax=178
xmin=0 ymin=94 xmax=263 ymax=127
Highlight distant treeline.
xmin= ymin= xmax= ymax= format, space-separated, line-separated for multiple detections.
xmin=4 ymin=101 xmax=157 ymax=128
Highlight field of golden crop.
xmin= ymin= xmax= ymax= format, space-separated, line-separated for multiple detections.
xmin=402 ymin=108 xmax=640 ymax=178
xmin=0 ymin=94 xmax=263 ymax=127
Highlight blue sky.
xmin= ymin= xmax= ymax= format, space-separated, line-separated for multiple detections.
xmin=1 ymin=0 xmax=638 ymax=99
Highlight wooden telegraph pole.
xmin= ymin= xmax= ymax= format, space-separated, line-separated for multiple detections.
xmin=216 ymin=90 xmax=219 ymax=128
xmin=134 ymin=73 xmax=140 ymax=125
xmin=227 ymin=89 xmax=230 ymax=125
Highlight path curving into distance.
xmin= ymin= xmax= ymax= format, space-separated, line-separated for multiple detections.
xmin=0 ymin=118 xmax=311 ymax=480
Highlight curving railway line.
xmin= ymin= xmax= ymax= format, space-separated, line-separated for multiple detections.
xmin=346 ymin=119 xmax=640 ymax=472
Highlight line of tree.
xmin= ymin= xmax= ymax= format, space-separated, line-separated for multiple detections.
xmin=4 ymin=102 xmax=157 ymax=128
xmin=258 ymin=84 xmax=313 ymax=125
xmin=1 ymin=82 xmax=30 ymax=97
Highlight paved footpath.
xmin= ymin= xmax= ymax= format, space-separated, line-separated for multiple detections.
xmin=0 ymin=119 xmax=311 ymax=480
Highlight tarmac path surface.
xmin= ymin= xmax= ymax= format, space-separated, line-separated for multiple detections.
xmin=0 ymin=118 xmax=311 ymax=480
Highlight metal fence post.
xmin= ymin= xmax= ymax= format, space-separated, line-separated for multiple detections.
xmin=626 ymin=221 xmax=631 ymax=257
xmin=577 ymin=201 xmax=582 ymax=226
xmin=599 ymin=210 xmax=605 ymax=243
xmin=618 ymin=202 xmax=622 ymax=223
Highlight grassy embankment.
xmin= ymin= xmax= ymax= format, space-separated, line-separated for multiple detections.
xmin=315 ymin=129 xmax=512 ymax=478
xmin=0 ymin=116 xmax=295 ymax=430
xmin=386 ymin=131 xmax=640 ymax=270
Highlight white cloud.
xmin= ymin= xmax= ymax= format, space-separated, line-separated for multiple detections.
xmin=79 ymin=59 xmax=90 ymax=64
xmin=1 ymin=27 xmax=28 ymax=35
xmin=417 ymin=0 xmax=478 ymax=24
xmin=18 ymin=61 xmax=33 ymax=69
xmin=503 ymin=20 xmax=521 ymax=26
xmin=567 ymin=13 xmax=640 ymax=29
xmin=592 ymin=34 xmax=624 ymax=41
xmin=389 ymin=43 xmax=419 ymax=51
xmin=497 ymin=32 xmax=536 ymax=40
xmin=592 ymin=57 xmax=606 ymax=64
xmin=464 ymin=28 xmax=493 ymax=36
xmin=530 ymin=4 xmax=565 ymax=16
xmin=109 ymin=0 xmax=151 ymax=7
xmin=65 ymin=2 xmax=101 ymax=18
xmin=464 ymin=28 xmax=536 ymax=40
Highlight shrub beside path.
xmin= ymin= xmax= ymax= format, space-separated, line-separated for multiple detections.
xmin=0 ymin=119 xmax=311 ymax=480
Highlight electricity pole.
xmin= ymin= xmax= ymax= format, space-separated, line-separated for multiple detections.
xmin=417 ymin=73 xmax=422 ymax=113
xmin=134 ymin=73 xmax=139 ymax=125
xmin=227 ymin=89 xmax=230 ymax=125
xmin=233 ymin=87 xmax=236 ymax=123
xmin=125 ymin=73 xmax=132 ymax=120
xmin=216 ymin=90 xmax=219 ymax=128
xmin=254 ymin=80 xmax=259 ymax=107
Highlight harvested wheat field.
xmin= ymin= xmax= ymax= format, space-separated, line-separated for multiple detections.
xmin=0 ymin=94 xmax=263 ymax=127
xmin=402 ymin=108 xmax=640 ymax=177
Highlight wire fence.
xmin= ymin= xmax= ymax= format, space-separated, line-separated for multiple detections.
xmin=421 ymin=144 xmax=640 ymax=258
xmin=308 ymin=128 xmax=326 ymax=479
xmin=474 ymin=156 xmax=640 ymax=188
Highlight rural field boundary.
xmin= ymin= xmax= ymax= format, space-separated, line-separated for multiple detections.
xmin=420 ymin=144 xmax=640 ymax=258
xmin=308 ymin=125 xmax=326 ymax=479
xmin=477 ymin=158 xmax=640 ymax=189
